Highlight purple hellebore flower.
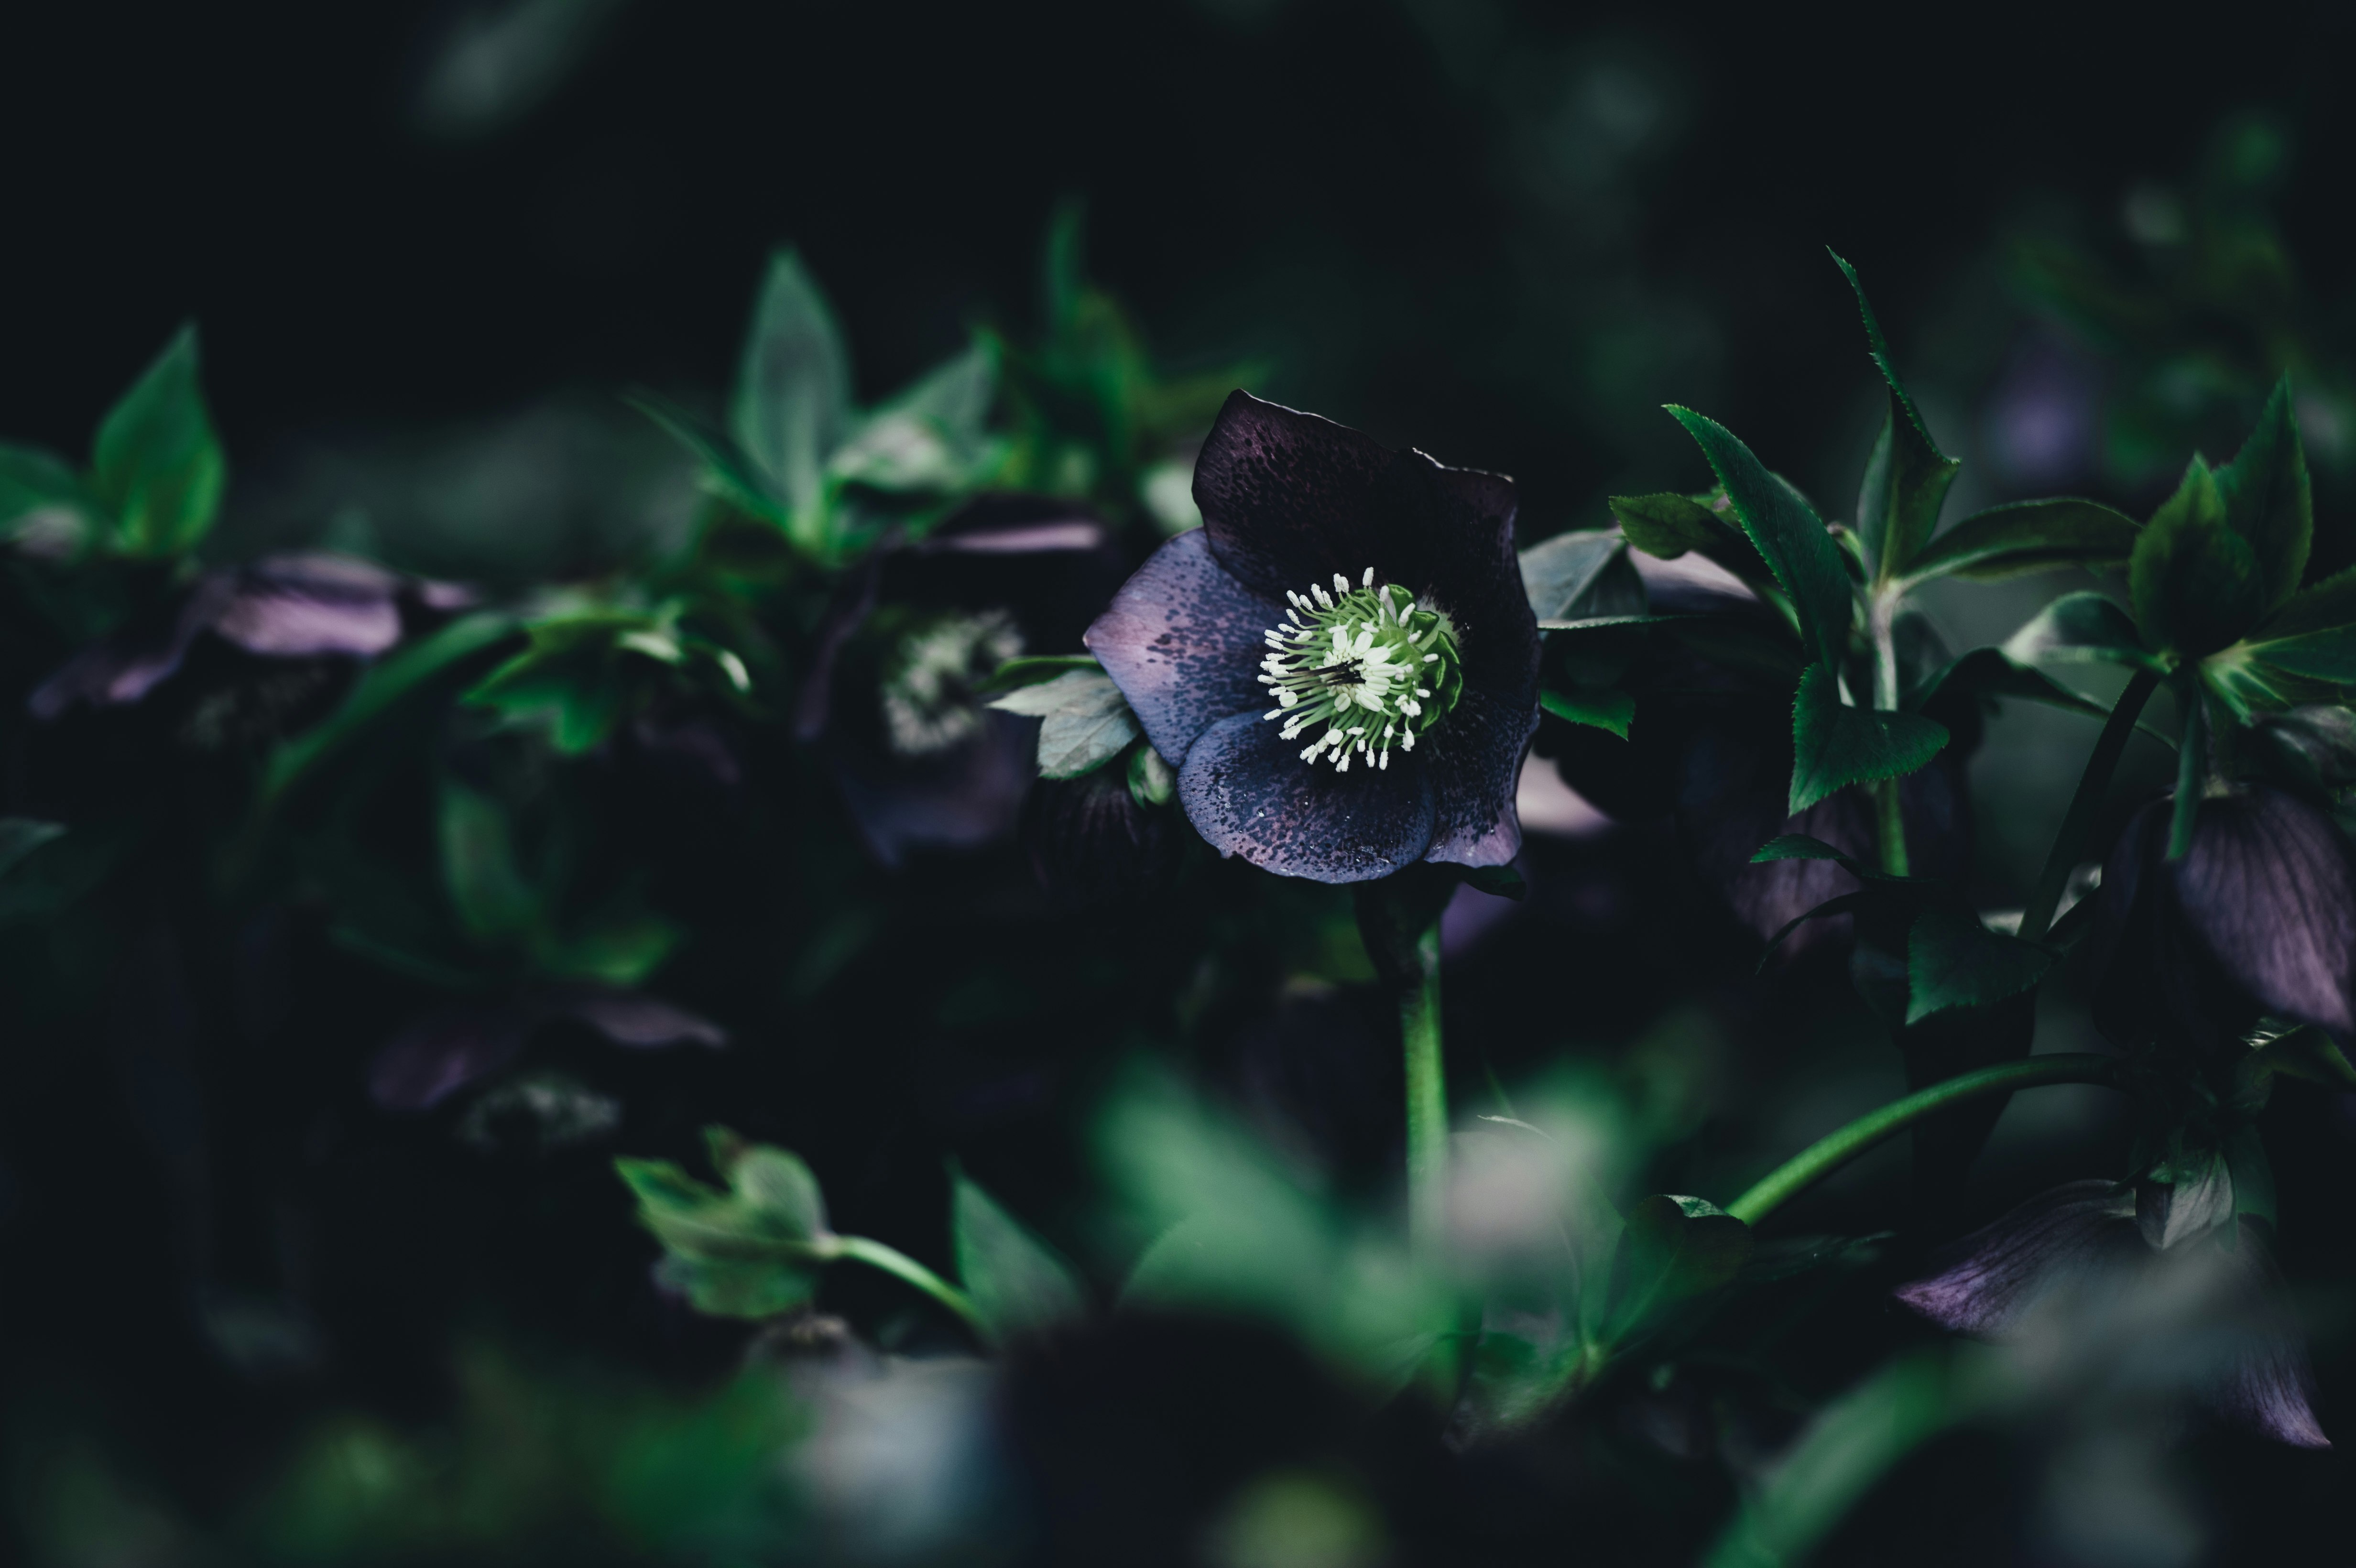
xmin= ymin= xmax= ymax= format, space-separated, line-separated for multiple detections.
xmin=1897 ymin=1180 xmax=2328 ymax=1448
xmin=30 ymin=552 xmax=469 ymax=719
xmin=1084 ymin=392 xmax=1540 ymax=884
xmin=2089 ymin=785 xmax=2356 ymax=1056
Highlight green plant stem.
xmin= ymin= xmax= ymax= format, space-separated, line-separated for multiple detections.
xmin=1866 ymin=594 xmax=1909 ymax=877
xmin=1724 ymin=1054 xmax=2124 ymax=1226
xmin=1401 ymin=913 xmax=1449 ymax=1264
xmin=2017 ymin=665 xmax=2162 ymax=943
xmin=831 ymin=1234 xmax=987 ymax=1334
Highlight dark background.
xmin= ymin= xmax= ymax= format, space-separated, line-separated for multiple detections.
xmin=7 ymin=0 xmax=2355 ymax=532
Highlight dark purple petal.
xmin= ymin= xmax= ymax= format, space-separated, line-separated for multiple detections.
xmin=368 ymin=1005 xmax=532 ymax=1110
xmin=1421 ymin=684 xmax=1536 ymax=869
xmin=1192 ymin=392 xmax=1398 ymax=604
xmin=536 ymin=985 xmax=728 ymax=1047
xmin=27 ymin=575 xmax=237 ymax=718
xmin=215 ymin=553 xmax=404 ymax=657
xmin=2171 ymin=786 xmax=2356 ymax=1037
xmin=2212 ymin=1230 xmax=2330 ymax=1448
xmin=1084 ymin=528 xmax=1279 ymax=765
xmin=1894 ymin=1180 xmax=2138 ymax=1334
xmin=828 ymin=709 xmax=1036 ymax=867
xmin=1175 ymin=709 xmax=1436 ymax=883
xmin=1369 ymin=451 xmax=1538 ymax=703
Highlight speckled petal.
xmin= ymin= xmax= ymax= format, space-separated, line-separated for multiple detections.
xmin=1084 ymin=528 xmax=1280 ymax=764
xmin=1368 ymin=452 xmax=1538 ymax=702
xmin=1176 ymin=709 xmax=1437 ymax=883
xmin=1420 ymin=684 xmax=1538 ymax=868
xmin=1192 ymin=392 xmax=1398 ymax=603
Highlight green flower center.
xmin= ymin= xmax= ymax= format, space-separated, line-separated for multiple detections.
xmin=1257 ymin=569 xmax=1464 ymax=772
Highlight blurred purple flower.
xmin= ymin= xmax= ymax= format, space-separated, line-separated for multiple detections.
xmin=1985 ymin=335 xmax=2101 ymax=490
xmin=1897 ymin=1180 xmax=2327 ymax=1448
xmin=31 ymin=552 xmax=470 ymax=719
xmin=2089 ymin=785 xmax=2356 ymax=1056
xmin=1086 ymin=392 xmax=1540 ymax=884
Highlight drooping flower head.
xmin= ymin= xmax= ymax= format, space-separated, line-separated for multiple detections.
xmin=1085 ymin=392 xmax=1540 ymax=883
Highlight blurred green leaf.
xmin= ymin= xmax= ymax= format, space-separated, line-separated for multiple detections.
xmin=262 ymin=611 xmax=520 ymax=807
xmin=1666 ymin=407 xmax=1853 ymax=672
xmin=541 ymin=905 xmax=679 ymax=988
xmin=1603 ymin=1194 xmax=1751 ymax=1344
xmin=437 ymin=778 xmax=542 ymax=946
xmin=0 ymin=443 xmax=101 ymax=555
xmin=952 ymin=1173 xmax=1087 ymax=1345
xmin=0 ymin=820 xmax=132 ymax=923
xmin=1904 ymin=908 xmax=2056 ymax=1024
xmin=1905 ymin=646 xmax=2106 ymax=719
xmin=1788 ymin=664 xmax=1948 ymax=813
xmin=1830 ymin=252 xmax=1960 ymax=579
xmin=829 ymin=338 xmax=1008 ymax=494
xmin=615 ymin=1128 xmax=832 ymax=1319
xmin=90 ymin=324 xmax=225 ymax=557
xmin=1900 ymin=498 xmax=2140 ymax=584
xmin=628 ymin=391 xmax=791 ymax=528
xmin=2215 ymin=375 xmax=2311 ymax=613
xmin=731 ymin=250 xmax=851 ymax=529
xmin=2131 ymin=455 xmax=2266 ymax=658
xmin=987 ymin=668 xmax=1140 ymax=777
xmin=2002 ymin=591 xmax=2156 ymax=670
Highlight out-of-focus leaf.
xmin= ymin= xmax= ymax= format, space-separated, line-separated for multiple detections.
xmin=2131 ymin=456 xmax=2266 ymax=658
xmin=1904 ymin=908 xmax=2056 ymax=1024
xmin=2243 ymin=1024 xmax=2356 ymax=1091
xmin=90 ymin=325 xmax=225 ymax=557
xmin=1603 ymin=1194 xmax=1751 ymax=1344
xmin=2249 ymin=705 xmax=2356 ymax=795
xmin=614 ymin=1127 xmax=832 ymax=1320
xmin=1788 ymin=664 xmax=1949 ymax=813
xmin=952 ymin=1174 xmax=1087 ymax=1345
xmin=1899 ymin=498 xmax=2141 ymax=584
xmin=1539 ymin=686 xmax=1634 ymax=740
xmin=437 ymin=778 xmax=541 ymax=945
xmin=1905 ymin=646 xmax=2107 ymax=719
xmin=2001 ymin=591 xmax=2155 ymax=670
xmin=0 ymin=821 xmax=138 ymax=922
xmin=627 ymin=392 xmax=790 ymax=527
xmin=262 ymin=611 xmax=519 ymax=806
xmin=0 ymin=819 xmax=66 ymax=882
xmin=542 ymin=908 xmax=679 ymax=988
xmin=731 ymin=250 xmax=851 ymax=525
xmin=977 ymin=653 xmax=1101 ymax=696
xmin=1831 ymin=252 xmax=1959 ymax=578
xmin=2225 ymin=1124 xmax=2277 ymax=1228
xmin=1703 ymin=1351 xmax=1963 ymax=1568
xmin=0 ymin=444 xmax=101 ymax=555
xmin=1665 ymin=407 xmax=1854 ymax=672
xmin=829 ymin=338 xmax=1005 ymax=494
xmin=987 ymin=668 xmax=1139 ymax=778
xmin=2214 ymin=376 xmax=2311 ymax=614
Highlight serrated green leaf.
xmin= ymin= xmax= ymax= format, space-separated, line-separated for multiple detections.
xmin=2130 ymin=456 xmax=2266 ymax=658
xmin=1900 ymin=498 xmax=2141 ymax=584
xmin=1904 ymin=908 xmax=2056 ymax=1023
xmin=988 ymin=668 xmax=1139 ymax=777
xmin=2251 ymin=563 xmax=2356 ymax=642
xmin=1830 ymin=252 xmax=1960 ymax=579
xmin=2215 ymin=376 xmax=2311 ymax=614
xmin=2002 ymin=591 xmax=2157 ymax=669
xmin=90 ymin=325 xmax=225 ymax=557
xmin=1665 ymin=408 xmax=1854 ymax=672
xmin=952 ymin=1175 xmax=1087 ymax=1345
xmin=1539 ymin=686 xmax=1635 ymax=739
xmin=1603 ymin=1194 xmax=1751 ymax=1344
xmin=1607 ymin=492 xmax=1767 ymax=586
xmin=1789 ymin=664 xmax=1949 ymax=813
xmin=731 ymin=250 xmax=852 ymax=519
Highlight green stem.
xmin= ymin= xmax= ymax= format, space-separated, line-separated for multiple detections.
xmin=1401 ymin=913 xmax=1448 ymax=1264
xmin=1872 ymin=779 xmax=1910 ymax=878
xmin=2017 ymin=665 xmax=2162 ymax=943
xmin=831 ymin=1234 xmax=987 ymax=1335
xmin=1724 ymin=1054 xmax=2124 ymax=1226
